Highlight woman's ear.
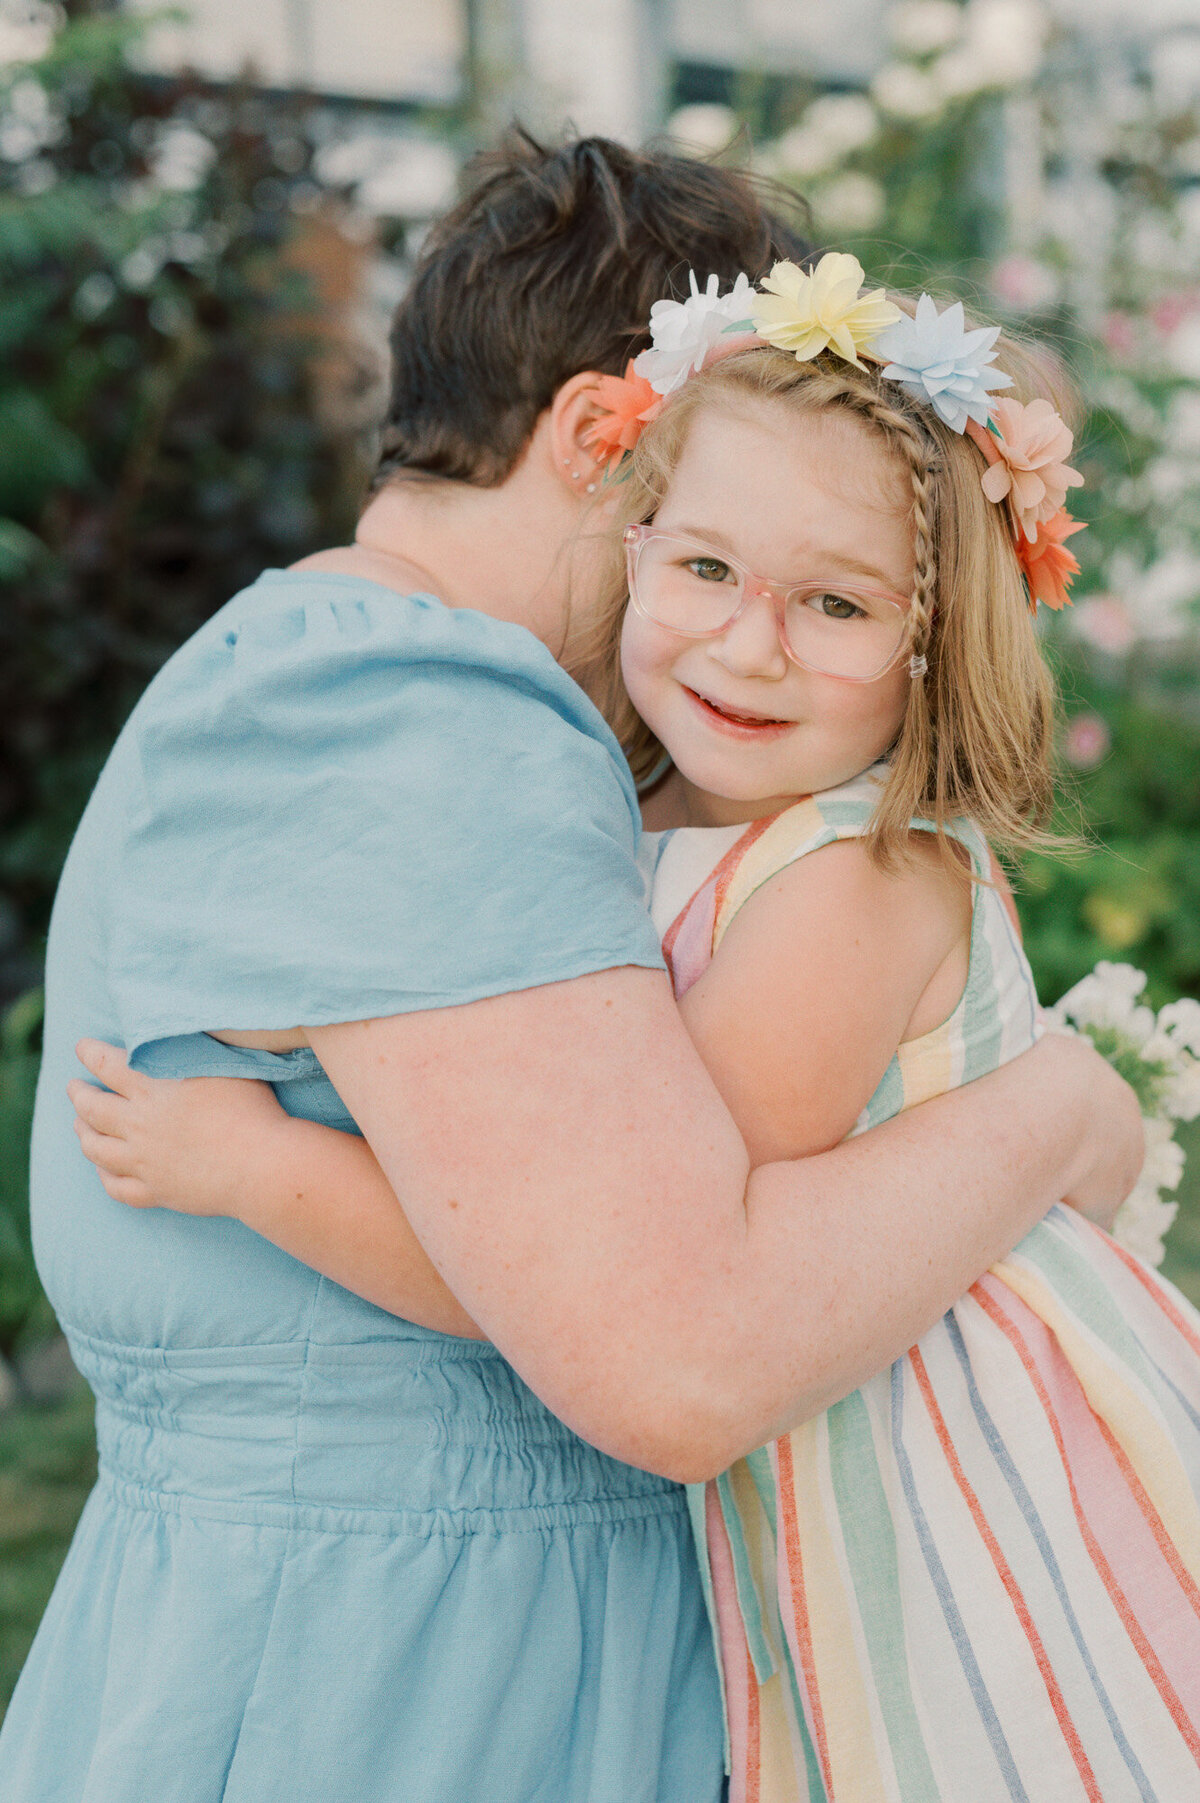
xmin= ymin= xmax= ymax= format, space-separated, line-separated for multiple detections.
xmin=548 ymin=371 xmax=608 ymax=497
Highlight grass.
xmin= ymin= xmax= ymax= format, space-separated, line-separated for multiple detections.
xmin=0 ymin=1383 xmax=96 ymax=1715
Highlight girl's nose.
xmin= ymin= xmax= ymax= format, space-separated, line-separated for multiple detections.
xmin=709 ymin=586 xmax=789 ymax=680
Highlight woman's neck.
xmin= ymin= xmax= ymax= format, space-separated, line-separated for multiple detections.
xmin=290 ymin=420 xmax=595 ymax=657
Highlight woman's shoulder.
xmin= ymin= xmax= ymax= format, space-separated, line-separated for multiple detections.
xmin=129 ymin=567 xmax=639 ymax=810
xmin=150 ymin=568 xmax=592 ymax=708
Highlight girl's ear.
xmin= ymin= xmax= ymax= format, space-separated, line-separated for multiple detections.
xmin=548 ymin=371 xmax=608 ymax=497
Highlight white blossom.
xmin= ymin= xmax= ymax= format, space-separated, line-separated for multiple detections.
xmin=933 ymin=0 xmax=1047 ymax=98
xmin=1159 ymin=998 xmax=1200 ymax=1055
xmin=1141 ymin=1114 xmax=1186 ymax=1192
xmin=888 ymin=1 xmax=964 ymax=57
xmin=1168 ymin=1060 xmax=1200 ymax=1123
xmin=1047 ymin=961 xmax=1150 ymax=1037
xmin=776 ymin=94 xmax=879 ymax=179
xmin=1111 ymin=1180 xmax=1179 ymax=1269
xmin=632 ymin=271 xmax=756 ymax=397
xmin=666 ymin=105 xmax=739 ymax=154
xmin=816 ymin=172 xmax=887 ymax=235
xmin=871 ymin=63 xmax=942 ymax=121
xmin=150 ymin=124 xmax=216 ymax=195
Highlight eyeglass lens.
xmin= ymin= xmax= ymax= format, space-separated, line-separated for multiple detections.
xmin=632 ymin=534 xmax=908 ymax=681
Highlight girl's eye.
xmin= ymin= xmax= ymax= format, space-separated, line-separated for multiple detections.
xmin=807 ymin=591 xmax=865 ymax=621
xmin=684 ymin=557 xmax=734 ymax=584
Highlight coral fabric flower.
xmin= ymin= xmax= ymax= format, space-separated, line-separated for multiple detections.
xmin=978 ymin=397 xmax=1084 ymax=542
xmin=1017 ymin=507 xmax=1086 ymax=612
xmin=632 ymin=271 xmax=757 ymax=396
xmin=583 ymin=364 xmax=662 ymax=472
xmin=870 ymin=293 xmax=1013 ymax=432
xmin=750 ymin=252 xmax=901 ymax=369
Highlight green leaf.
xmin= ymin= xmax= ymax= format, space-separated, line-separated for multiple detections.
xmin=0 ymin=518 xmax=47 ymax=579
xmin=0 ymin=390 xmax=90 ymax=514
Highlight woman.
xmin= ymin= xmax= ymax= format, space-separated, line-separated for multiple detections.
xmin=0 ymin=136 xmax=1139 ymax=1802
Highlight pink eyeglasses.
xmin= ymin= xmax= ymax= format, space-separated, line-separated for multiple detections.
xmin=623 ymin=525 xmax=924 ymax=683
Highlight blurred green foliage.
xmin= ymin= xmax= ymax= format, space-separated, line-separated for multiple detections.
xmin=0 ymin=991 xmax=52 ymax=1363
xmin=0 ymin=8 xmax=366 ymax=993
xmin=1020 ymin=654 xmax=1200 ymax=1009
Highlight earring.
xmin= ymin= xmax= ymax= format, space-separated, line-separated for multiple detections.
xmin=585 ymin=482 xmax=596 ymax=494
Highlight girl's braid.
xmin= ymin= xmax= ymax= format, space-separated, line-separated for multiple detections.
xmin=854 ymin=389 xmax=939 ymax=663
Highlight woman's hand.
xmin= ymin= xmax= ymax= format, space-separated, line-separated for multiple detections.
xmin=69 ymin=1039 xmax=289 ymax=1218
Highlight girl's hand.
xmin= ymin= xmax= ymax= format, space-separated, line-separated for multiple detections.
xmin=69 ymin=1039 xmax=288 ymax=1218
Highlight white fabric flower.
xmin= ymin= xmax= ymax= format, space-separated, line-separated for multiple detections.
xmin=632 ymin=271 xmax=756 ymax=397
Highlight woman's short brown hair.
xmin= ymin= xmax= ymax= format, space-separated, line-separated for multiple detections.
xmin=373 ymin=128 xmax=812 ymax=489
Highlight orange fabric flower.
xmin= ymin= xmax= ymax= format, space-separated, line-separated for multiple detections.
xmin=976 ymin=398 xmax=1084 ymax=543
xmin=1017 ymin=508 xmax=1086 ymax=612
xmin=583 ymin=363 xmax=663 ymax=472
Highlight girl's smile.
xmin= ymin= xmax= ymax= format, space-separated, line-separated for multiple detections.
xmin=682 ymin=684 xmax=800 ymax=736
xmin=620 ymin=399 xmax=917 ymax=828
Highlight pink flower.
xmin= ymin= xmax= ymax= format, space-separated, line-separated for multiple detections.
xmin=1150 ymin=292 xmax=1200 ymax=337
xmin=1072 ymin=595 xmax=1136 ymax=655
xmin=1100 ymin=312 xmax=1137 ymax=360
xmin=583 ymin=363 xmax=663 ymax=472
xmin=1063 ymin=713 xmax=1111 ymax=771
xmin=989 ymin=254 xmax=1058 ymax=312
xmin=1017 ymin=508 xmax=1086 ymax=612
xmin=978 ymin=398 xmax=1084 ymax=544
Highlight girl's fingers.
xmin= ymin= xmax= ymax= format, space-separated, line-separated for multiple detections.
xmin=73 ymin=1118 xmax=137 ymax=1179
xmin=74 ymin=1039 xmax=141 ymax=1097
xmin=98 ymin=1173 xmax=154 ymax=1210
xmin=67 ymin=1079 xmax=130 ymax=1139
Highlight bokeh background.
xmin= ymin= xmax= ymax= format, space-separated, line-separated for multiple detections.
xmin=2 ymin=0 xmax=1200 ymax=1710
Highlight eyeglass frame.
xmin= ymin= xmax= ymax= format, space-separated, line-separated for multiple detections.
xmin=622 ymin=524 xmax=927 ymax=683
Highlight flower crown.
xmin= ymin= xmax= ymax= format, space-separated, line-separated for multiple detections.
xmin=584 ymin=253 xmax=1085 ymax=613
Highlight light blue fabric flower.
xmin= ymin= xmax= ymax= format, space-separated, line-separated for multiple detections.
xmin=871 ymin=294 xmax=1012 ymax=432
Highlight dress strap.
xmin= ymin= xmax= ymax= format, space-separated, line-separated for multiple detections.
xmin=711 ymin=766 xmax=994 ymax=956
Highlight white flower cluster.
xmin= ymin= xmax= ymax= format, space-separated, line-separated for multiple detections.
xmin=1045 ymin=961 xmax=1200 ymax=1266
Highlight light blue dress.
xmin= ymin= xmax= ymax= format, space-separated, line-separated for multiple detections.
xmin=0 ymin=573 xmax=725 ymax=1802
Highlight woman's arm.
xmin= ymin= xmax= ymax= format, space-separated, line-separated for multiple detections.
xmin=303 ymin=969 xmax=1140 ymax=1482
xmin=74 ymin=948 xmax=1141 ymax=1483
xmin=69 ymin=1065 xmax=483 ymax=1338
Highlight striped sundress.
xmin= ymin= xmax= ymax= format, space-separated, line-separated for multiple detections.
xmin=644 ymin=767 xmax=1200 ymax=1803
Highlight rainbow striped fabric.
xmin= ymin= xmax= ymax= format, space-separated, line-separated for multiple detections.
xmin=647 ymin=771 xmax=1200 ymax=1802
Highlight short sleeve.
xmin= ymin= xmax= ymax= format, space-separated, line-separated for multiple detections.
xmin=105 ymin=573 xmax=664 ymax=1069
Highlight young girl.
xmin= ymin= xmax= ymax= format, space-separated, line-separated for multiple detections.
xmin=73 ymin=257 xmax=1200 ymax=1800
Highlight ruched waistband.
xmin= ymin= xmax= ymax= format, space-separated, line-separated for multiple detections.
xmin=66 ymin=1326 xmax=682 ymax=1528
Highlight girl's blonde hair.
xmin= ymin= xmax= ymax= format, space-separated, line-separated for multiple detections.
xmin=572 ymin=311 xmax=1073 ymax=869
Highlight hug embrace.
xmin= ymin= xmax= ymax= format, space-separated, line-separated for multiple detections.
xmin=4 ymin=132 xmax=1200 ymax=1803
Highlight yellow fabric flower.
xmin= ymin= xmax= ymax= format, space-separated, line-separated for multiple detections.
xmin=751 ymin=253 xmax=901 ymax=369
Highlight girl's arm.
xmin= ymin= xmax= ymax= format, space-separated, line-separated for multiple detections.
xmin=677 ymin=834 xmax=972 ymax=1163
xmin=69 ymin=1066 xmax=484 ymax=1339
